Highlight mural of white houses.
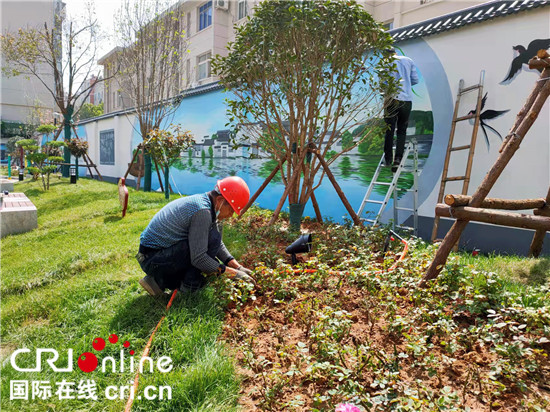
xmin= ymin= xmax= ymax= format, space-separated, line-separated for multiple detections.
xmin=75 ymin=0 xmax=549 ymax=255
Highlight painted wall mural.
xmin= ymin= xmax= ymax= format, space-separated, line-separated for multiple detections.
xmin=500 ymin=38 xmax=550 ymax=84
xmin=82 ymin=6 xmax=548 ymax=251
xmin=130 ymin=73 xmax=434 ymax=224
xmin=468 ymin=93 xmax=509 ymax=150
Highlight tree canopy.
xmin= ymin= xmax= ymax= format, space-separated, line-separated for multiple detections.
xmin=113 ymin=0 xmax=190 ymax=191
xmin=213 ymin=0 xmax=398 ymax=221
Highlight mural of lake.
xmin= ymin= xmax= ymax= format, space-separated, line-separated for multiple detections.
xmin=148 ymin=152 xmax=427 ymax=224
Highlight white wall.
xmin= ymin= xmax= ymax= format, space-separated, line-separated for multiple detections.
xmin=417 ymin=8 xmax=550 ymax=218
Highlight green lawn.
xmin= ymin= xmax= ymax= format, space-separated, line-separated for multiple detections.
xmin=1 ymin=177 xmax=549 ymax=411
xmin=1 ymin=178 xmax=240 ymax=411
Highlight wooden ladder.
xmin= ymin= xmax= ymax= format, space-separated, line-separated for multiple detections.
xmin=431 ymin=70 xmax=485 ymax=245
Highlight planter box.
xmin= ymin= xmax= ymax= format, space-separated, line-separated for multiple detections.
xmin=0 ymin=192 xmax=37 ymax=238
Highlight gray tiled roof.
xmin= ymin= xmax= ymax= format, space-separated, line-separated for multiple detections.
xmin=182 ymin=81 xmax=224 ymax=97
xmin=391 ymin=0 xmax=549 ymax=43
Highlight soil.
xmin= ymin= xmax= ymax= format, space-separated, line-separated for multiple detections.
xmin=221 ymin=218 xmax=550 ymax=411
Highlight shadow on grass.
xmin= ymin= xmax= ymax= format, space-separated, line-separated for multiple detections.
xmin=109 ymin=294 xmax=170 ymax=338
xmin=23 ymin=188 xmax=44 ymax=198
xmin=108 ymin=287 xmax=224 ymax=348
xmin=36 ymin=190 xmax=114 ymax=216
xmin=104 ymin=215 xmax=123 ymax=223
xmin=527 ymin=258 xmax=550 ymax=285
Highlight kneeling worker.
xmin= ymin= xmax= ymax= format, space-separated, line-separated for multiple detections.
xmin=137 ymin=176 xmax=254 ymax=296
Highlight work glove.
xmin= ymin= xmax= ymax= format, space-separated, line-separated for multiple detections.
xmin=237 ymin=265 xmax=253 ymax=275
xmin=234 ymin=270 xmax=256 ymax=285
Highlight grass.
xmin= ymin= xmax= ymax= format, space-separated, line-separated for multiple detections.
xmin=1 ymin=177 xmax=241 ymax=411
xmin=459 ymin=253 xmax=550 ymax=286
xmin=2 ymin=176 xmax=549 ymax=411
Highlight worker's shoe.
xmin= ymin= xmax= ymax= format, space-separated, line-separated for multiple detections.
xmin=391 ymin=158 xmax=402 ymax=173
xmin=139 ymin=275 xmax=164 ymax=297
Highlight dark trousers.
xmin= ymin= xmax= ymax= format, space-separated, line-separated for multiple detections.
xmin=137 ymin=226 xmax=221 ymax=291
xmin=384 ymin=99 xmax=412 ymax=164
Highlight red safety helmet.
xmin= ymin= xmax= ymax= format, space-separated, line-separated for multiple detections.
xmin=217 ymin=176 xmax=250 ymax=215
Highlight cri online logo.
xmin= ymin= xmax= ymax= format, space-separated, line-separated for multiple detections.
xmin=10 ymin=334 xmax=172 ymax=374
xmin=78 ymin=334 xmax=132 ymax=373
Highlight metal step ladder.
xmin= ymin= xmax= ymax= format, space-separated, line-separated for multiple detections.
xmin=431 ymin=70 xmax=485 ymax=244
xmin=357 ymin=139 xmax=419 ymax=235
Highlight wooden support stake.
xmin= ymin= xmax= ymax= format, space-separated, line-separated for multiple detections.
xmin=84 ymin=152 xmax=102 ymax=181
xmin=500 ymin=54 xmax=549 ymax=153
xmin=310 ymin=191 xmax=323 ymax=223
xmin=444 ymin=194 xmax=546 ymax=210
xmin=239 ymin=160 xmax=284 ymax=217
xmin=124 ymin=145 xmax=141 ymax=179
xmin=82 ymin=155 xmax=95 ymax=179
xmin=529 ymin=186 xmax=550 ymax=257
xmin=311 ymin=145 xmax=362 ymax=226
xmin=421 ymin=69 xmax=550 ymax=287
xmin=151 ymin=155 xmax=165 ymax=194
xmin=435 ymin=204 xmax=550 ymax=231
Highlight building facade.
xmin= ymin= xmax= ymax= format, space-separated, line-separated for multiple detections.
xmin=0 ymin=0 xmax=63 ymax=162
xmin=99 ymin=0 xmax=489 ymax=115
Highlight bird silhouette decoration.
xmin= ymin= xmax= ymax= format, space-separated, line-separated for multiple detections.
xmin=501 ymin=38 xmax=550 ymax=84
xmin=467 ymin=93 xmax=509 ymax=151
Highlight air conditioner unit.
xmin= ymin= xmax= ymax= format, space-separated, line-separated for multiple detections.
xmin=215 ymin=0 xmax=228 ymax=10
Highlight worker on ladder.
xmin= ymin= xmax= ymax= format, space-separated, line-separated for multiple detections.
xmin=136 ymin=176 xmax=255 ymax=296
xmin=383 ymin=47 xmax=419 ymax=172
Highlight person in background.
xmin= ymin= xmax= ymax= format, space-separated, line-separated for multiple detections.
xmin=384 ymin=47 xmax=419 ymax=172
xmin=136 ymin=176 xmax=254 ymax=296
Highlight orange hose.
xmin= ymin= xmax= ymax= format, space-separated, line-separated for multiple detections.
xmin=124 ymin=289 xmax=178 ymax=412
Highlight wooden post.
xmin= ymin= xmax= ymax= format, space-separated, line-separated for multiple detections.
xmin=435 ymin=204 xmax=550 ymax=231
xmin=151 ymin=155 xmax=165 ymax=194
xmin=239 ymin=160 xmax=284 ymax=217
xmin=444 ymin=194 xmax=546 ymax=210
xmin=529 ymin=186 xmax=550 ymax=257
xmin=81 ymin=153 xmax=95 ymax=179
xmin=310 ymin=145 xmax=362 ymax=226
xmin=124 ymin=145 xmax=141 ymax=179
xmin=310 ymin=191 xmax=323 ymax=223
xmin=499 ymin=53 xmax=549 ymax=153
xmin=84 ymin=152 xmax=102 ymax=181
xmin=421 ymin=66 xmax=550 ymax=287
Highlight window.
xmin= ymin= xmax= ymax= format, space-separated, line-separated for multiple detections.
xmin=197 ymin=52 xmax=211 ymax=80
xmin=383 ymin=21 xmax=394 ymax=31
xmin=186 ymin=60 xmax=191 ymax=85
xmin=237 ymin=0 xmax=247 ymax=20
xmin=187 ymin=12 xmax=191 ymax=37
xmin=198 ymin=1 xmax=212 ymax=31
xmin=99 ymin=130 xmax=115 ymax=165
